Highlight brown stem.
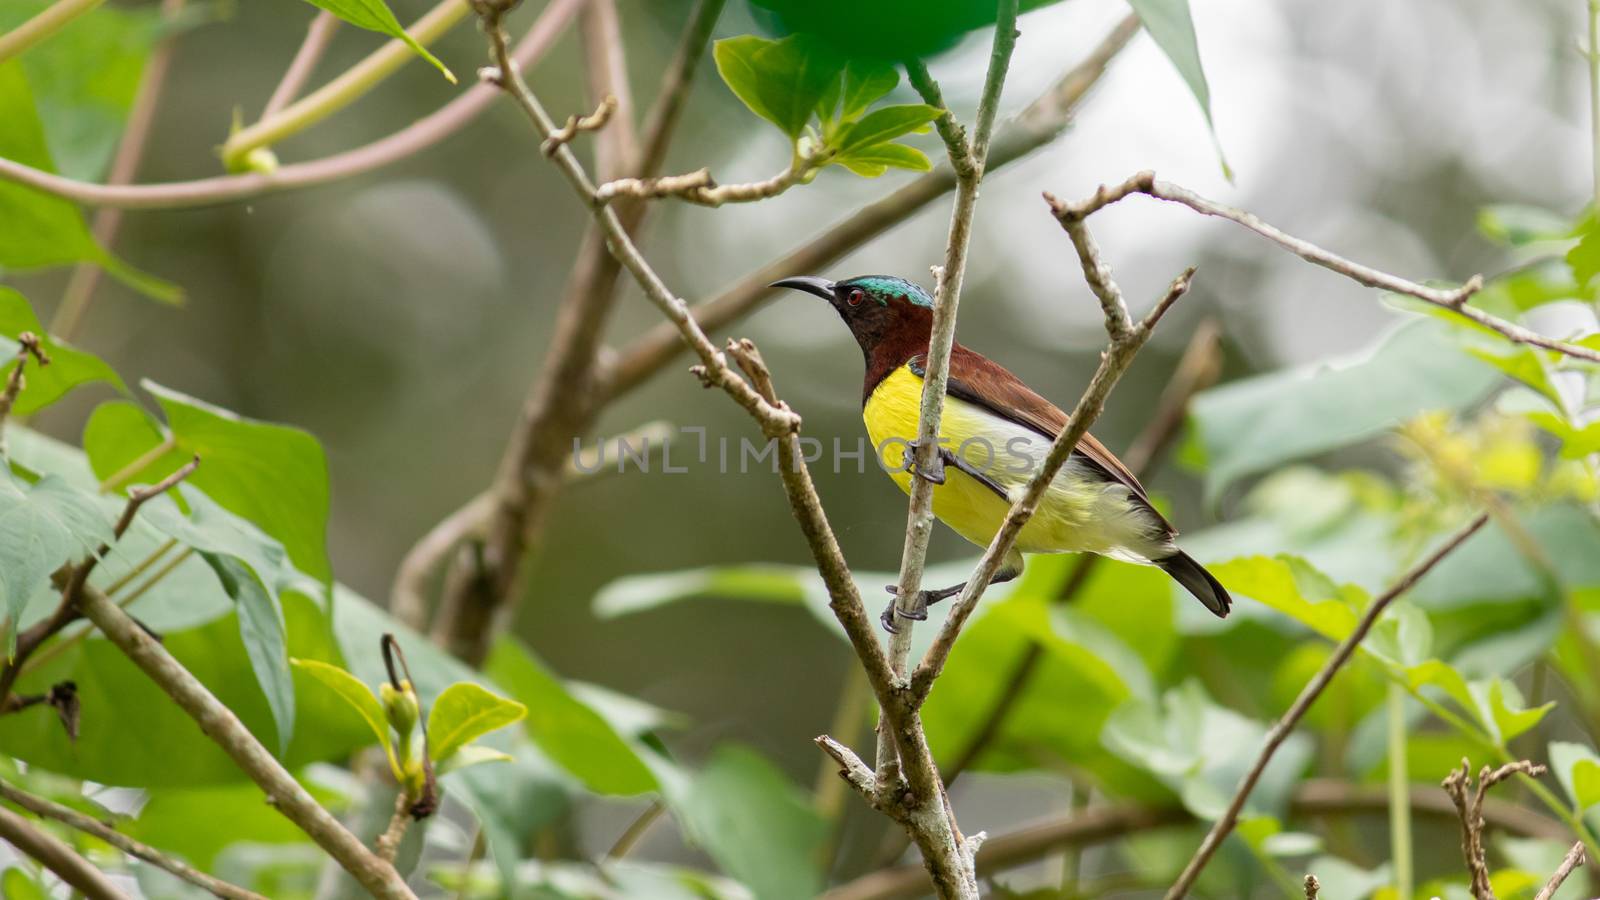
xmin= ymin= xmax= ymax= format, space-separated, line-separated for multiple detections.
xmin=0 ymin=805 xmax=128 ymax=900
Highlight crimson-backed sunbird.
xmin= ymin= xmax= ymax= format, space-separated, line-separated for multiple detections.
xmin=772 ymin=273 xmax=1232 ymax=630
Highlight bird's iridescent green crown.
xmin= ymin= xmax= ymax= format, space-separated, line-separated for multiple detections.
xmin=839 ymin=275 xmax=934 ymax=308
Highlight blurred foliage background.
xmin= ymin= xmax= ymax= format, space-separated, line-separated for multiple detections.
xmin=3 ymin=0 xmax=1600 ymax=897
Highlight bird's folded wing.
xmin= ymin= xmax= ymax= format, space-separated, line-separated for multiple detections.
xmin=914 ymin=346 xmax=1173 ymax=533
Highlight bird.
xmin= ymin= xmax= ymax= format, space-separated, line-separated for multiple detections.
xmin=770 ymin=273 xmax=1231 ymax=631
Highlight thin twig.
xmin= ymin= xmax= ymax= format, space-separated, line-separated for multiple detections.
xmin=1303 ymin=874 xmax=1320 ymax=900
xmin=603 ymin=801 xmax=664 ymax=860
xmin=0 ymin=0 xmax=106 ymax=66
xmin=0 ymin=0 xmax=586 ymax=210
xmin=1443 ymin=759 xmax=1548 ymax=900
xmin=0 ymin=777 xmax=267 ymax=900
xmin=593 ymin=154 xmax=825 ymax=207
xmin=263 ymin=11 xmax=341 ymax=119
xmin=1163 ymin=514 xmax=1490 ymax=899
xmin=0 ymin=805 xmax=127 ymax=900
xmin=542 ymin=95 xmax=618 ymax=156
xmin=374 ymin=791 xmax=412 ymax=864
xmin=0 ymin=332 xmax=48 ymax=444
xmin=1533 ymin=842 xmax=1586 ymax=900
xmin=220 ymin=0 xmax=470 ymax=170
xmin=1067 ymin=171 xmax=1600 ymax=365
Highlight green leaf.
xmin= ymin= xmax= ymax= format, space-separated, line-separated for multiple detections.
xmin=292 ymin=657 xmax=392 ymax=762
xmin=0 ymin=288 xmax=126 ymax=416
xmin=447 ymin=744 xmax=572 ymax=890
xmin=1550 ymin=741 xmax=1600 ymax=813
xmin=0 ymin=470 xmax=114 ymax=657
xmin=1573 ymin=758 xmax=1600 ymax=812
xmin=818 ymin=60 xmax=898 ymax=127
xmin=1471 ymin=678 xmax=1552 ymax=744
xmin=1525 ymin=411 xmax=1600 ymax=458
xmin=485 ymin=637 xmax=658 ymax=795
xmin=835 ymin=103 xmax=938 ymax=153
xmin=1568 ymin=221 xmax=1600 ymax=289
xmin=0 ymin=869 xmax=47 ymax=900
xmin=298 ymin=0 xmax=455 ymax=83
xmin=1205 ymin=555 xmax=1362 ymax=642
xmin=0 ymin=62 xmax=179 ymax=304
xmin=0 ymin=0 xmax=162 ymax=182
xmin=1189 ymin=318 xmax=1499 ymax=500
xmin=1125 ymin=0 xmax=1230 ymax=178
xmin=835 ymin=141 xmax=932 ymax=177
xmin=595 ymin=564 xmax=807 ymax=617
xmin=204 ymin=552 xmax=294 ymax=757
xmin=660 ymin=746 xmax=827 ymax=900
xmin=85 ymin=383 xmax=333 ymax=582
xmin=8 ymin=593 xmax=368 ymax=786
xmin=1477 ymin=205 xmax=1577 ymax=248
xmin=426 ymin=681 xmax=526 ymax=766
xmin=713 ymin=35 xmax=842 ymax=139
xmin=435 ymin=743 xmax=513 ymax=777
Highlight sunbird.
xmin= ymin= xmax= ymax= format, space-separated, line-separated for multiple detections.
xmin=772 ymin=273 xmax=1231 ymax=630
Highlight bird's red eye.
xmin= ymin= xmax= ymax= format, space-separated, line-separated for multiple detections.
xmin=847 ymin=289 xmax=865 ymax=307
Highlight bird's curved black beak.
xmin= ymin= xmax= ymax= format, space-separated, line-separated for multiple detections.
xmin=769 ymin=275 xmax=835 ymax=301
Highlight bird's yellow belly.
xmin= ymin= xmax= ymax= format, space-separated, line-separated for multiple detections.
xmin=862 ymin=366 xmax=1164 ymax=561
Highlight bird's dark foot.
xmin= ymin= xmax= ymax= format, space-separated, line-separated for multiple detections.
xmin=879 ymin=591 xmax=930 ymax=633
xmin=902 ymin=439 xmax=946 ymax=486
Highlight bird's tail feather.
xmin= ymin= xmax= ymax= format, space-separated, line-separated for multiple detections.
xmin=1157 ymin=551 xmax=1231 ymax=618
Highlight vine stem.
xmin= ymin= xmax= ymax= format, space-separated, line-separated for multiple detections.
xmin=219 ymin=0 xmax=470 ymax=170
xmin=1387 ymin=682 xmax=1413 ymax=898
xmin=0 ymin=0 xmax=105 ymax=66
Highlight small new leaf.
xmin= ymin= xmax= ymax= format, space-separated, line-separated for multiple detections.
xmin=298 ymin=0 xmax=455 ymax=82
xmin=435 ymin=743 xmax=514 ymax=777
xmin=291 ymin=658 xmax=395 ymax=771
xmin=836 ymin=142 xmax=932 ymax=178
xmin=835 ymin=103 xmax=939 ymax=154
xmin=426 ymin=681 xmax=526 ymax=767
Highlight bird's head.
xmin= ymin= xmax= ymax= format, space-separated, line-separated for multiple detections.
xmin=769 ymin=274 xmax=935 ymax=353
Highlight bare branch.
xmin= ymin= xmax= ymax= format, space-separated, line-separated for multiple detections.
xmin=594 ymin=154 xmax=824 ymax=207
xmin=74 ymin=583 xmax=415 ymax=898
xmin=1534 ymin=842 xmax=1586 ymax=900
xmin=1444 ymin=759 xmax=1549 ymax=900
xmin=1163 ymin=514 xmax=1491 ymax=900
xmin=374 ymin=791 xmax=413 ymax=864
xmin=263 ymin=11 xmax=341 ymax=118
xmin=1303 ymin=874 xmax=1320 ymax=900
xmin=0 ymin=0 xmax=585 ymax=210
xmin=1065 ymin=171 xmax=1600 ymax=365
xmin=0 ymin=804 xmax=128 ymax=900
xmin=0 ymin=0 xmax=106 ymax=67
xmin=542 ymin=95 xmax=619 ymax=157
xmin=0 ymin=776 xmax=268 ymax=900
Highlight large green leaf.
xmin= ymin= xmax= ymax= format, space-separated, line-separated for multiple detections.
xmin=0 ymin=0 xmax=162 ymax=182
xmin=659 ymin=746 xmax=827 ymax=900
xmin=485 ymin=636 xmax=658 ymax=795
xmin=1551 ymin=741 xmax=1600 ymax=814
xmin=447 ymin=744 xmax=573 ymax=892
xmin=1125 ymin=0 xmax=1229 ymax=176
xmin=425 ymin=681 xmax=525 ymax=766
xmin=292 ymin=657 xmax=392 ymax=763
xmin=0 ymin=62 xmax=178 ymax=303
xmin=0 ymin=469 xmax=114 ymax=657
xmin=713 ymin=35 xmax=842 ymax=139
xmin=204 ymin=553 xmax=295 ymax=756
xmin=1205 ymin=555 xmax=1364 ymax=643
xmin=0 ymin=288 xmax=125 ymax=415
xmin=1187 ymin=319 xmax=1499 ymax=499
xmin=83 ymin=383 xmax=333 ymax=582
xmin=1 ymin=592 xmax=368 ymax=786
xmin=298 ymin=0 xmax=454 ymax=82
xmin=0 ymin=870 xmax=47 ymax=900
